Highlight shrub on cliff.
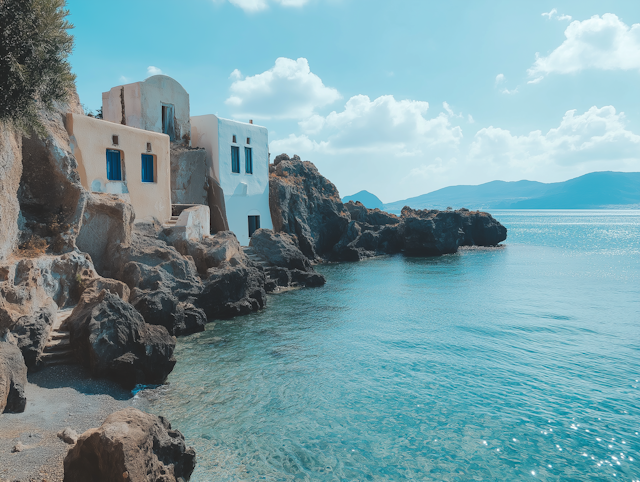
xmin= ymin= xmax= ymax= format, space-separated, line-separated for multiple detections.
xmin=0 ymin=0 xmax=75 ymax=133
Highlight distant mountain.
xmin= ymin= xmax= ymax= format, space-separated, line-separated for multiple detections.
xmin=383 ymin=172 xmax=640 ymax=214
xmin=342 ymin=190 xmax=384 ymax=210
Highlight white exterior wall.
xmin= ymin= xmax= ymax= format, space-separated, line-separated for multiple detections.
xmin=191 ymin=115 xmax=273 ymax=246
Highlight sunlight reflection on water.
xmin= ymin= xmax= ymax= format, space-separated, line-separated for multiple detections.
xmin=137 ymin=211 xmax=640 ymax=481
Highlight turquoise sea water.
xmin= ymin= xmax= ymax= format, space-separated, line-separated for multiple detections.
xmin=139 ymin=210 xmax=640 ymax=481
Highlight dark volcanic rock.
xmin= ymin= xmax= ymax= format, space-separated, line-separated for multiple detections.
xmin=249 ymin=229 xmax=313 ymax=272
xmin=344 ymin=201 xmax=399 ymax=226
xmin=66 ymin=290 xmax=176 ymax=389
xmin=269 ymin=155 xmax=350 ymax=259
xmin=399 ymin=207 xmax=507 ymax=256
xmin=10 ymin=301 xmax=56 ymax=369
xmin=0 ymin=341 xmax=27 ymax=413
xmin=197 ymin=266 xmax=266 ymax=319
xmin=63 ymin=407 xmax=196 ymax=482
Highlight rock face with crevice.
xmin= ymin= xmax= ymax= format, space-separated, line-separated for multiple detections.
xmin=0 ymin=341 xmax=27 ymax=413
xmin=0 ymin=128 xmax=22 ymax=260
xmin=63 ymin=407 xmax=196 ymax=481
xmin=269 ymin=154 xmax=350 ymax=260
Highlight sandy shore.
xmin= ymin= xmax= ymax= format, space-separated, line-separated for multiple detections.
xmin=0 ymin=364 xmax=133 ymax=482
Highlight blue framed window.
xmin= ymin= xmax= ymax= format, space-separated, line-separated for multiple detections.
xmin=245 ymin=147 xmax=253 ymax=174
xmin=231 ymin=146 xmax=240 ymax=173
xmin=106 ymin=149 xmax=122 ymax=181
xmin=141 ymin=154 xmax=154 ymax=183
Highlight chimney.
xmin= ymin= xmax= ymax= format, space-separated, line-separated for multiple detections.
xmin=249 ymin=119 xmax=253 ymax=124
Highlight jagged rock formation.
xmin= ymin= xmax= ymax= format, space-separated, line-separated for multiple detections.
xmin=269 ymin=155 xmax=507 ymax=261
xmin=249 ymin=228 xmax=326 ymax=288
xmin=400 ymin=207 xmax=507 ymax=255
xmin=0 ymin=341 xmax=27 ymax=413
xmin=269 ymin=154 xmax=350 ymax=260
xmin=65 ymin=289 xmax=176 ymax=389
xmin=63 ymin=407 xmax=196 ymax=481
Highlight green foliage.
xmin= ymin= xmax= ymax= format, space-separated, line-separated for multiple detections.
xmin=0 ymin=0 xmax=76 ymax=133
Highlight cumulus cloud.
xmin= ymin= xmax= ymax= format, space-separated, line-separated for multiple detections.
xmin=225 ymin=0 xmax=308 ymax=12
xmin=226 ymin=57 xmax=340 ymax=120
xmin=228 ymin=0 xmax=268 ymax=12
xmin=469 ymin=105 xmax=640 ymax=171
xmin=495 ymin=73 xmax=505 ymax=85
xmin=229 ymin=69 xmax=243 ymax=80
xmin=147 ymin=66 xmax=163 ymax=76
xmin=542 ymin=9 xmax=572 ymax=21
xmin=529 ymin=14 xmax=640 ymax=78
xmin=271 ymin=94 xmax=463 ymax=156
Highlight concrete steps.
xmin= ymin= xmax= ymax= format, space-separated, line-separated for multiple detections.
xmin=41 ymin=308 xmax=75 ymax=367
xmin=242 ymin=247 xmax=270 ymax=267
xmin=164 ymin=215 xmax=179 ymax=227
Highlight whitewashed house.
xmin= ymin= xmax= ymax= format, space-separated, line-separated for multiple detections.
xmin=191 ymin=115 xmax=273 ymax=246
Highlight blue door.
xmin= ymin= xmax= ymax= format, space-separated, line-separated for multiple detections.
xmin=141 ymin=154 xmax=154 ymax=182
xmin=106 ymin=149 xmax=122 ymax=181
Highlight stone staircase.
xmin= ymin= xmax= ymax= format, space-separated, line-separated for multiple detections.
xmin=41 ymin=308 xmax=75 ymax=367
xmin=242 ymin=246 xmax=270 ymax=268
xmin=165 ymin=215 xmax=179 ymax=227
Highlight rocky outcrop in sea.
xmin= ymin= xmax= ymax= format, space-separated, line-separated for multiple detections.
xmin=269 ymin=154 xmax=507 ymax=261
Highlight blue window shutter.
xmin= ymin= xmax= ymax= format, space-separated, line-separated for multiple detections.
xmin=245 ymin=147 xmax=253 ymax=174
xmin=231 ymin=146 xmax=240 ymax=173
xmin=106 ymin=149 xmax=122 ymax=181
xmin=141 ymin=154 xmax=154 ymax=182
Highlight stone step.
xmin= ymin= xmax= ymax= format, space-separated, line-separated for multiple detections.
xmin=50 ymin=330 xmax=70 ymax=341
xmin=41 ymin=349 xmax=75 ymax=365
xmin=44 ymin=338 xmax=71 ymax=352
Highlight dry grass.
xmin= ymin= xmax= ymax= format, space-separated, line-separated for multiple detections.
xmin=18 ymin=235 xmax=48 ymax=258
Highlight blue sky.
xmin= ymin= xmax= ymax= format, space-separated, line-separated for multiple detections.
xmin=67 ymin=0 xmax=640 ymax=202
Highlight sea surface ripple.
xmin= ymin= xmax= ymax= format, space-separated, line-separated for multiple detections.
xmin=137 ymin=210 xmax=640 ymax=481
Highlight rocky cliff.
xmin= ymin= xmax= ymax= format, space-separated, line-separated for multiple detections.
xmin=269 ymin=154 xmax=507 ymax=261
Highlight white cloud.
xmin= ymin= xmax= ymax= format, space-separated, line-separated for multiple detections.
xmin=226 ymin=57 xmax=340 ymax=120
xmin=501 ymin=87 xmax=519 ymax=95
xmin=527 ymin=76 xmax=543 ymax=84
xmin=468 ymin=114 xmax=475 ymax=124
xmin=147 ymin=66 xmax=163 ymax=76
xmin=542 ymin=8 xmax=572 ymax=21
xmin=228 ymin=0 xmax=268 ymax=12
xmin=271 ymin=94 xmax=463 ymax=156
xmin=469 ymin=105 xmax=640 ymax=171
xmin=225 ymin=0 xmax=309 ymax=12
xmin=529 ymin=14 xmax=640 ymax=78
xmin=495 ymin=73 xmax=505 ymax=85
xmin=229 ymin=69 xmax=243 ymax=80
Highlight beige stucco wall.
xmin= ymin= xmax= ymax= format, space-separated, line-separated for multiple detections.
xmin=191 ymin=115 xmax=220 ymax=183
xmin=102 ymin=75 xmax=190 ymax=142
xmin=66 ymin=114 xmax=171 ymax=223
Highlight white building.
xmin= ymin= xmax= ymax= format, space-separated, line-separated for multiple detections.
xmin=102 ymin=75 xmax=191 ymax=143
xmin=191 ymin=115 xmax=273 ymax=246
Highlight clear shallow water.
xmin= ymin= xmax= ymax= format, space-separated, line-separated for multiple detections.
xmin=138 ymin=210 xmax=640 ymax=481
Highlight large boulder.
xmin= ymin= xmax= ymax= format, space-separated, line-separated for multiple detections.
xmin=63 ymin=407 xmax=196 ymax=482
xmin=10 ymin=300 xmax=57 ymax=369
xmin=66 ymin=290 xmax=176 ymax=389
xmin=75 ymin=193 xmax=134 ymax=277
xmin=398 ymin=207 xmax=507 ymax=255
xmin=269 ymin=154 xmax=350 ymax=259
xmin=249 ymin=228 xmax=313 ymax=272
xmin=197 ymin=266 xmax=266 ymax=319
xmin=0 ymin=341 xmax=27 ymax=413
